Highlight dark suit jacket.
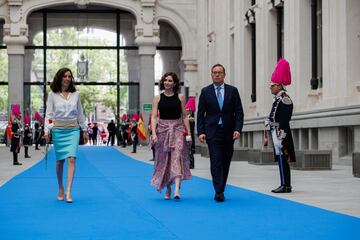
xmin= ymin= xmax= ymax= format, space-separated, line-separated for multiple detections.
xmin=197 ymin=83 xmax=244 ymax=140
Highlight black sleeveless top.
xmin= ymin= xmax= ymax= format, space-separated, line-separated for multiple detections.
xmin=158 ymin=93 xmax=182 ymax=119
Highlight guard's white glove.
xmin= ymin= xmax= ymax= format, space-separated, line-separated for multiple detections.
xmin=264 ymin=118 xmax=270 ymax=130
xmin=264 ymin=118 xmax=270 ymax=127
xmin=277 ymin=129 xmax=287 ymax=140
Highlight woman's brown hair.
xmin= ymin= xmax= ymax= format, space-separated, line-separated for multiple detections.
xmin=159 ymin=72 xmax=180 ymax=93
xmin=50 ymin=68 xmax=76 ymax=93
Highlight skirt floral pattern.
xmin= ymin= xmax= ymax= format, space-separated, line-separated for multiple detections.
xmin=150 ymin=118 xmax=192 ymax=191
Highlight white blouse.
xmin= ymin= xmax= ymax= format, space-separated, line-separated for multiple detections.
xmin=45 ymin=91 xmax=87 ymax=133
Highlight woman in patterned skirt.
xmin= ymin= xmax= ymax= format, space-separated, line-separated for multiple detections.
xmin=150 ymin=72 xmax=192 ymax=200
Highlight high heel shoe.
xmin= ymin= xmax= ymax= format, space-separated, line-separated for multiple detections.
xmin=57 ymin=195 xmax=64 ymax=201
xmin=65 ymin=193 xmax=73 ymax=203
xmin=174 ymin=191 xmax=181 ymax=201
xmin=57 ymin=189 xmax=64 ymax=201
xmin=164 ymin=187 xmax=171 ymax=200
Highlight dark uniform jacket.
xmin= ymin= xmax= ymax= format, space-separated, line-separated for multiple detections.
xmin=23 ymin=124 xmax=32 ymax=146
xmin=10 ymin=119 xmax=22 ymax=153
xmin=268 ymin=91 xmax=296 ymax=162
xmin=34 ymin=122 xmax=41 ymax=143
xmin=130 ymin=122 xmax=138 ymax=140
xmin=107 ymin=121 xmax=116 ymax=135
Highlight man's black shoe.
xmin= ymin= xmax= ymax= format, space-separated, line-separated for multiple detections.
xmin=271 ymin=186 xmax=283 ymax=193
xmin=271 ymin=186 xmax=291 ymax=193
xmin=35 ymin=148 xmax=40 ymax=150
xmin=214 ymin=192 xmax=225 ymax=202
xmin=25 ymin=155 xmax=31 ymax=158
xmin=13 ymin=162 xmax=22 ymax=166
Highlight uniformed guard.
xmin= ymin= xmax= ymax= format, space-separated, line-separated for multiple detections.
xmin=264 ymin=58 xmax=296 ymax=193
xmin=34 ymin=112 xmax=43 ymax=150
xmin=23 ymin=115 xmax=32 ymax=158
xmin=185 ymin=97 xmax=196 ymax=169
xmin=121 ymin=114 xmax=129 ymax=147
xmin=130 ymin=113 xmax=138 ymax=153
xmin=10 ymin=104 xmax=23 ymax=165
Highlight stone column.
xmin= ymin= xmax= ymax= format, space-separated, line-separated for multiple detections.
xmin=182 ymin=59 xmax=198 ymax=97
xmin=3 ymin=0 xmax=28 ymax=116
xmin=135 ymin=43 xmax=158 ymax=127
xmin=286 ymin=0 xmax=312 ymax=109
xmin=24 ymin=49 xmax=35 ymax=117
xmin=124 ymin=50 xmax=140 ymax=115
xmin=3 ymin=36 xmax=28 ymax=117
xmin=135 ymin=0 xmax=160 ymax=132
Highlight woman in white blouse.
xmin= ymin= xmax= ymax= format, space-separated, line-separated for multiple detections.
xmin=44 ymin=68 xmax=88 ymax=203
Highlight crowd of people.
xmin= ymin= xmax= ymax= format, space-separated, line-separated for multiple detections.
xmin=85 ymin=114 xmax=139 ymax=152
xmin=6 ymin=106 xmax=48 ymax=165
xmin=7 ymin=58 xmax=295 ymax=203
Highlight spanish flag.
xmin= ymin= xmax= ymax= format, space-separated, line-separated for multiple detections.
xmin=136 ymin=114 xmax=147 ymax=141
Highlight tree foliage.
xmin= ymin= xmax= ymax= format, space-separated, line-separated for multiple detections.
xmin=34 ymin=27 xmax=132 ymax=119
xmin=0 ymin=49 xmax=8 ymax=114
xmin=2 ymin=24 xmax=138 ymax=121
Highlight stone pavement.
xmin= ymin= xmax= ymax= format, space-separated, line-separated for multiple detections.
xmin=0 ymin=146 xmax=45 ymax=187
xmin=1 ymin=145 xmax=359 ymax=217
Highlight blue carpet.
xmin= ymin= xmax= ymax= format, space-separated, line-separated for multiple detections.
xmin=0 ymin=146 xmax=359 ymax=240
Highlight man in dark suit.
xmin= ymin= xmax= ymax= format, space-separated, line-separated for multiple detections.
xmin=197 ymin=64 xmax=244 ymax=202
xmin=107 ymin=120 xmax=116 ymax=146
xmin=34 ymin=120 xmax=41 ymax=150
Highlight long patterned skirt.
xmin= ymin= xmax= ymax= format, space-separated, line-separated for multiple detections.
xmin=150 ymin=118 xmax=192 ymax=191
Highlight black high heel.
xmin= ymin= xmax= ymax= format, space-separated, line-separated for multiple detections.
xmin=174 ymin=191 xmax=181 ymax=201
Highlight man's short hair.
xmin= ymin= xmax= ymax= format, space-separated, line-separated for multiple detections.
xmin=211 ymin=64 xmax=226 ymax=75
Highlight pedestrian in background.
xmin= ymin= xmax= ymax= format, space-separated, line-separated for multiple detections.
xmin=185 ymin=97 xmax=196 ymax=169
xmin=23 ymin=115 xmax=32 ymax=158
xmin=34 ymin=112 xmax=43 ymax=150
xmin=10 ymin=104 xmax=23 ymax=166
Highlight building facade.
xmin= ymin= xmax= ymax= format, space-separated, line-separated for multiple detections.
xmin=1 ymin=0 xmax=359 ymax=167
xmin=195 ymin=0 xmax=360 ymax=166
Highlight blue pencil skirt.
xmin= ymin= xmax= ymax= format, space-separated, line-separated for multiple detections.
xmin=52 ymin=128 xmax=80 ymax=161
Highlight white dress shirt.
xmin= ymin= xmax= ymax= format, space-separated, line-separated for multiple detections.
xmin=45 ymin=91 xmax=87 ymax=133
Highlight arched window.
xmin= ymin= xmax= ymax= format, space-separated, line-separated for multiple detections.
xmin=154 ymin=21 xmax=182 ymax=95
xmin=25 ymin=6 xmax=140 ymax=122
xmin=0 ymin=19 xmax=8 ymax=121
